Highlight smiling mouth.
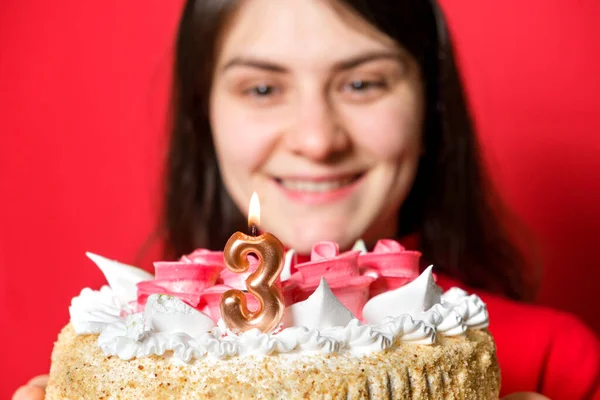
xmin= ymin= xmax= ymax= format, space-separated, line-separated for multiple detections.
xmin=273 ymin=173 xmax=364 ymax=193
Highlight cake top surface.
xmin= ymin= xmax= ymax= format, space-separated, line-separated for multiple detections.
xmin=70 ymin=239 xmax=489 ymax=361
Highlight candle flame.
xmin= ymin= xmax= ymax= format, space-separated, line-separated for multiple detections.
xmin=248 ymin=192 xmax=260 ymax=228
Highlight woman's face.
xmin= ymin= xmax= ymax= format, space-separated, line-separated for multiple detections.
xmin=210 ymin=0 xmax=424 ymax=254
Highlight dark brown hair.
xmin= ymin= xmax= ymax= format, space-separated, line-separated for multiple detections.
xmin=164 ymin=0 xmax=535 ymax=300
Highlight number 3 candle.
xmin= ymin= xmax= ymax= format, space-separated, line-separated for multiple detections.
xmin=220 ymin=192 xmax=285 ymax=333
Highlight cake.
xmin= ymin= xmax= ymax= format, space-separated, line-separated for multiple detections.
xmin=46 ymin=239 xmax=500 ymax=399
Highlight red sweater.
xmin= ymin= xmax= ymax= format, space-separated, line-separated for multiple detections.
xmin=436 ymin=275 xmax=599 ymax=399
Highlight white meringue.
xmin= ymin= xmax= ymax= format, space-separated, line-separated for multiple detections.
xmin=283 ymin=278 xmax=355 ymax=330
xmin=86 ymin=252 xmax=153 ymax=304
xmin=362 ymin=266 xmax=441 ymax=324
xmin=144 ymin=294 xmax=215 ymax=336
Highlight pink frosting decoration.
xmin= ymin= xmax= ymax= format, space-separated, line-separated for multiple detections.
xmin=219 ymin=269 xmax=251 ymax=290
xmin=358 ymin=239 xmax=421 ymax=276
xmin=374 ymin=239 xmax=406 ymax=253
xmin=357 ymin=239 xmax=421 ymax=297
xmin=136 ymin=249 xmax=223 ymax=310
xmin=133 ymin=240 xmax=423 ymax=323
xmin=139 ymin=249 xmax=285 ymax=323
xmin=198 ymin=285 xmax=229 ymax=322
xmin=311 ymin=241 xmax=341 ymax=260
xmin=154 ymin=261 xmax=222 ymax=283
xmin=295 ymin=242 xmax=361 ymax=286
xmin=281 ymin=280 xmax=298 ymax=307
xmin=218 ymin=254 xmax=259 ymax=290
xmin=136 ymin=280 xmax=203 ymax=309
xmin=180 ymin=249 xmax=225 ymax=267
xmin=291 ymin=241 xmax=374 ymax=320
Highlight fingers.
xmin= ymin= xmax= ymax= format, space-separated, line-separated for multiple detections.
xmin=27 ymin=375 xmax=49 ymax=388
xmin=501 ymin=393 xmax=551 ymax=400
xmin=12 ymin=384 xmax=45 ymax=400
xmin=12 ymin=375 xmax=49 ymax=400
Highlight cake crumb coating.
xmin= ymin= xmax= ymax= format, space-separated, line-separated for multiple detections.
xmin=47 ymin=324 xmax=500 ymax=400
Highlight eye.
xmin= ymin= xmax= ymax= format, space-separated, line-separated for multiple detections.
xmin=338 ymin=78 xmax=389 ymax=103
xmin=344 ymin=80 xmax=387 ymax=92
xmin=244 ymin=84 xmax=278 ymax=97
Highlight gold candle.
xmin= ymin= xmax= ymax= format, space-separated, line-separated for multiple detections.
xmin=220 ymin=193 xmax=285 ymax=333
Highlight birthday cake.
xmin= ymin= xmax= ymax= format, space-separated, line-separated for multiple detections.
xmin=46 ymin=239 xmax=500 ymax=399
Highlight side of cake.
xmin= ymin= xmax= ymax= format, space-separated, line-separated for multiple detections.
xmin=47 ymin=325 xmax=499 ymax=399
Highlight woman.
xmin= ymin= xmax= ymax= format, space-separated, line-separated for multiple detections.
xmin=14 ymin=0 xmax=598 ymax=399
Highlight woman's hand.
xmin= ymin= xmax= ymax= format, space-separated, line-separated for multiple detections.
xmin=502 ymin=393 xmax=551 ymax=400
xmin=12 ymin=375 xmax=48 ymax=400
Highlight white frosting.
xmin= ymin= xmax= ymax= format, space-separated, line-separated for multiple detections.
xmin=86 ymin=252 xmax=153 ymax=304
xmin=281 ymin=249 xmax=296 ymax=282
xmin=283 ymin=278 xmax=355 ymax=330
xmin=363 ymin=266 xmax=441 ymax=324
xmin=122 ymin=313 xmax=149 ymax=341
xmin=98 ymin=312 xmax=436 ymax=361
xmin=422 ymin=303 xmax=467 ymax=336
xmin=351 ymin=239 xmax=368 ymax=253
xmin=441 ymin=287 xmax=489 ymax=329
xmin=144 ymin=294 xmax=215 ymax=336
xmin=69 ymin=286 xmax=125 ymax=334
xmin=75 ymin=253 xmax=490 ymax=362
xmin=362 ymin=267 xmax=489 ymax=337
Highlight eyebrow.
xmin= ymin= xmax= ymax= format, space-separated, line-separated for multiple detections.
xmin=334 ymin=50 xmax=402 ymax=70
xmin=220 ymin=50 xmax=402 ymax=74
xmin=220 ymin=58 xmax=286 ymax=73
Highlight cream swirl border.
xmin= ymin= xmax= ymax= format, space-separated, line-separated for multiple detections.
xmin=70 ymin=286 xmax=489 ymax=362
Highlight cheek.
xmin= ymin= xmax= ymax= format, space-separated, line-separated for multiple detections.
xmin=344 ymin=89 xmax=424 ymax=160
xmin=209 ymin=93 xmax=280 ymax=176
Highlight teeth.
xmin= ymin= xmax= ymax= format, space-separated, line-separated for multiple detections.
xmin=279 ymin=178 xmax=354 ymax=192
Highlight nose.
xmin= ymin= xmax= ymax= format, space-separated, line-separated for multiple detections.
xmin=283 ymin=92 xmax=350 ymax=162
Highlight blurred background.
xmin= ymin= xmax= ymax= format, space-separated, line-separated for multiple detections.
xmin=1 ymin=0 xmax=599 ymax=398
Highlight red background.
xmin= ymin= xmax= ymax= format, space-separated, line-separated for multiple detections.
xmin=1 ymin=0 xmax=599 ymax=397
